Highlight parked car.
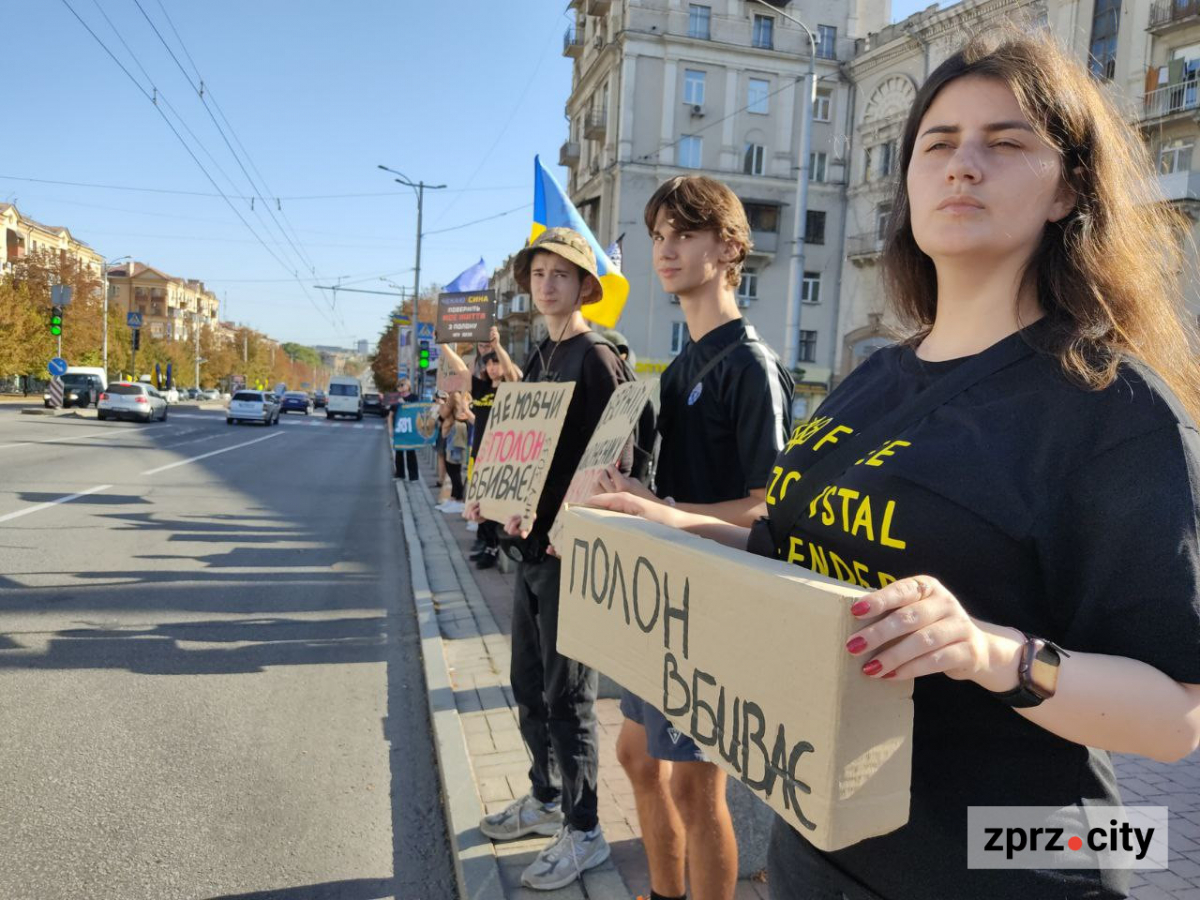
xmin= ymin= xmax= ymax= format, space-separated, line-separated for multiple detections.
xmin=184 ymin=387 xmax=200 ymax=400
xmin=312 ymin=390 xmax=327 ymax=409
xmin=363 ymin=392 xmax=385 ymax=416
xmin=44 ymin=369 xmax=106 ymax=408
xmin=97 ymin=382 xmax=169 ymax=423
xmin=280 ymin=391 xmax=311 ymax=415
xmin=200 ymin=388 xmax=221 ymax=401
xmin=227 ymin=390 xmax=280 ymax=426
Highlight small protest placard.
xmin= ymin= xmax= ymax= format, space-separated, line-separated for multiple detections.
xmin=436 ymin=290 xmax=496 ymax=344
xmin=437 ymin=368 xmax=470 ymax=395
xmin=393 ymin=402 xmax=439 ymax=450
xmin=557 ymin=507 xmax=914 ymax=852
xmin=467 ymin=381 xmax=575 ymax=531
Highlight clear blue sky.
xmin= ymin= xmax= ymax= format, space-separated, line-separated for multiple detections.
xmin=7 ymin=0 xmax=575 ymax=349
xmin=8 ymin=1 xmax=938 ymax=350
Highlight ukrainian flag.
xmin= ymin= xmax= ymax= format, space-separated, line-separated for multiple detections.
xmin=531 ymin=155 xmax=628 ymax=329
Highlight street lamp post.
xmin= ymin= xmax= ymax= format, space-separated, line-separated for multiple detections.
xmin=749 ymin=0 xmax=818 ymax=372
xmin=102 ymin=255 xmax=132 ymax=378
xmin=377 ymin=164 xmax=446 ymax=393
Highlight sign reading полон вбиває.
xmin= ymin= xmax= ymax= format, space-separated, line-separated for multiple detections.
xmin=467 ymin=381 xmax=574 ymax=533
xmin=556 ymin=506 xmax=915 ymax=853
xmin=435 ymin=290 xmax=496 ymax=344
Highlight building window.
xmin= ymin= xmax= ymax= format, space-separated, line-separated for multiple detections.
xmin=744 ymin=143 xmax=766 ymax=175
xmin=809 ymin=151 xmax=827 ymax=182
xmin=805 ymin=210 xmax=826 ymax=244
xmin=738 ymin=266 xmax=759 ymax=302
xmin=752 ymin=14 xmax=774 ymax=49
xmin=876 ymin=203 xmax=893 ymax=241
xmin=802 ymin=272 xmax=821 ymax=304
xmin=678 ymin=135 xmax=702 ymax=169
xmin=671 ymin=321 xmax=688 ymax=355
xmin=799 ymin=330 xmax=818 ymax=363
xmin=863 ymin=146 xmax=874 ymax=182
xmin=748 ymin=78 xmax=770 ymax=114
xmin=1160 ymin=139 xmax=1194 ymax=174
xmin=688 ymin=4 xmax=711 ymax=40
xmin=684 ymin=69 xmax=706 ymax=105
xmin=814 ymin=89 xmax=832 ymax=122
xmin=744 ymin=202 xmax=779 ymax=233
xmin=880 ymin=140 xmax=897 ymax=178
xmin=817 ymin=25 xmax=837 ymax=60
xmin=1088 ymin=0 xmax=1120 ymax=80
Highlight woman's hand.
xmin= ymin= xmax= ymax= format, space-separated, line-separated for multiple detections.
xmin=488 ymin=325 xmax=501 ymax=346
xmin=845 ymin=576 xmax=1024 ymax=691
xmin=588 ymin=491 xmax=683 ymax=529
xmin=596 ymin=464 xmax=658 ymax=502
xmin=465 ymin=500 xmax=484 ymax=523
xmin=504 ymin=514 xmax=529 ymax=538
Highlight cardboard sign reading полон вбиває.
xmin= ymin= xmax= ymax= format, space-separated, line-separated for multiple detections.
xmin=556 ymin=507 xmax=914 ymax=852
xmin=436 ymin=291 xmax=496 ymax=344
xmin=467 ymin=381 xmax=575 ymax=533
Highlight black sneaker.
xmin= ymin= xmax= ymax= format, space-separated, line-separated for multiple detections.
xmin=469 ymin=539 xmax=486 ymax=557
xmin=475 ymin=548 xmax=499 ymax=570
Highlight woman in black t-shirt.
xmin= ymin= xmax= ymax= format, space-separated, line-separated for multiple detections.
xmin=592 ymin=33 xmax=1200 ymax=900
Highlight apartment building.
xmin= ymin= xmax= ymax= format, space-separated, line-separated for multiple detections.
xmin=106 ymin=261 xmax=220 ymax=342
xmin=1 ymin=202 xmax=104 ymax=276
xmin=559 ymin=0 xmax=888 ymax=415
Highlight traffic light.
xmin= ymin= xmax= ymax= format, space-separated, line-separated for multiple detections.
xmin=132 ymin=329 xmax=141 ymax=351
xmin=418 ymin=340 xmax=430 ymax=370
xmin=50 ymin=305 xmax=63 ymax=337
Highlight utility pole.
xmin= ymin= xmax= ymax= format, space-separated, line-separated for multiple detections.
xmin=194 ymin=312 xmax=201 ymax=388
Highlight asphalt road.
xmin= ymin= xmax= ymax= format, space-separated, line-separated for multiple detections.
xmin=0 ymin=405 xmax=456 ymax=900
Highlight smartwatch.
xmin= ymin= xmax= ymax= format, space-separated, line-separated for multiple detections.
xmin=990 ymin=632 xmax=1069 ymax=708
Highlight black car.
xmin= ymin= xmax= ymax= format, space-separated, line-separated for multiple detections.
xmin=312 ymin=390 xmax=327 ymax=409
xmin=363 ymin=392 xmax=385 ymax=416
xmin=45 ymin=373 xmax=103 ymax=408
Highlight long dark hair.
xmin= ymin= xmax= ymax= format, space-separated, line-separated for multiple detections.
xmin=882 ymin=31 xmax=1200 ymax=422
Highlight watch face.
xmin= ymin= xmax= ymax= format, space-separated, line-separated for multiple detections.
xmin=1029 ymin=645 xmax=1060 ymax=698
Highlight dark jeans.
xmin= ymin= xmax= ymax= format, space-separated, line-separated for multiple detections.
xmin=445 ymin=461 xmax=464 ymax=500
xmin=394 ymin=449 xmax=419 ymax=481
xmin=510 ymin=556 xmax=599 ymax=832
xmin=479 ymin=519 xmax=500 ymax=549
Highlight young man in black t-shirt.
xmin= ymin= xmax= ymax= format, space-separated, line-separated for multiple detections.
xmin=470 ymin=227 xmax=628 ymax=891
xmin=599 ymin=176 xmax=794 ymax=900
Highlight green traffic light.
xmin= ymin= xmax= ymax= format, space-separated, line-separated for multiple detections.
xmin=50 ymin=314 xmax=62 ymax=336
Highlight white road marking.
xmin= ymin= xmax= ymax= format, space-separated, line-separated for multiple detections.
xmin=0 ymin=484 xmax=113 ymax=525
xmin=140 ymin=432 xmax=284 ymax=476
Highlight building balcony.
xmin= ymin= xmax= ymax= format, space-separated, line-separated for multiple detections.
xmin=585 ymin=108 xmax=608 ymax=140
xmin=563 ymin=27 xmax=584 ymax=58
xmin=1158 ymin=169 xmax=1200 ymax=203
xmin=1149 ymin=0 xmax=1200 ymax=33
xmin=587 ymin=0 xmax=612 ymax=14
xmin=1141 ymin=82 xmax=1200 ymax=124
xmin=749 ymin=230 xmax=778 ymax=254
xmin=846 ymin=231 xmax=885 ymax=264
xmin=560 ymin=141 xmax=581 ymax=167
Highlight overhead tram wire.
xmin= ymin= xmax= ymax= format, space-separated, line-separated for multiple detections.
xmin=57 ymin=0 xmax=346 ymax=336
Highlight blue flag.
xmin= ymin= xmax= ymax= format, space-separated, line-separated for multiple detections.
xmin=444 ymin=258 xmax=489 ymax=293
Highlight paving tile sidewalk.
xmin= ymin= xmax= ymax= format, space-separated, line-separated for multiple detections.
xmin=406 ymin=476 xmax=1200 ymax=900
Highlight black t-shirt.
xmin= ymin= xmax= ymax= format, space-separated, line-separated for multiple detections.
xmin=471 ymin=374 xmax=496 ymax=459
xmin=387 ymin=392 xmax=419 ymax=417
xmin=522 ymin=331 xmax=628 ymax=539
xmin=656 ymin=319 xmax=794 ymax=503
xmin=763 ymin=327 xmax=1200 ymax=899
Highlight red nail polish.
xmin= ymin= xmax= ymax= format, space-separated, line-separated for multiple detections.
xmin=882 ymin=671 xmax=896 ymax=679
xmin=862 ymin=659 xmax=883 ymax=676
xmin=850 ymin=600 xmax=871 ymax=616
xmin=846 ymin=636 xmax=867 ymax=654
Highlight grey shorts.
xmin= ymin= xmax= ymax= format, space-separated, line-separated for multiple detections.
xmin=619 ymin=690 xmax=708 ymax=763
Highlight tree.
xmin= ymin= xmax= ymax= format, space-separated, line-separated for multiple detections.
xmin=0 ymin=279 xmax=53 ymax=385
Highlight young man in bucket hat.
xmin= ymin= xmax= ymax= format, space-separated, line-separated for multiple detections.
xmin=469 ymin=226 xmax=632 ymax=890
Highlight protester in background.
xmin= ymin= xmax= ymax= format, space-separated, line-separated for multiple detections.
xmin=436 ymin=390 xmax=472 ymax=513
xmin=438 ymin=325 xmax=522 ymax=567
xmin=469 ymin=227 xmax=630 ymax=891
xmin=597 ymin=174 xmax=794 ymax=900
xmin=432 ymin=389 xmax=449 ymax=495
xmin=592 ymin=32 xmax=1200 ymax=900
xmin=385 ymin=376 xmax=421 ymax=482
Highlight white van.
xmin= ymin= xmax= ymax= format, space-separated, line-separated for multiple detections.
xmin=326 ymin=376 xmax=363 ymax=420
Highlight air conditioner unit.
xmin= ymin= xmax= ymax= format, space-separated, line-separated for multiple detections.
xmin=510 ymin=293 xmax=530 ymax=314
xmin=690 ymin=104 xmax=705 ymax=117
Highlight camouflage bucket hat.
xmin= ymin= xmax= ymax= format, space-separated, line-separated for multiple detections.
xmin=513 ymin=227 xmax=601 ymax=304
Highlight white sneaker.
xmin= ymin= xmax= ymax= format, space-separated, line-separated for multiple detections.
xmin=479 ymin=794 xmax=563 ymax=841
xmin=521 ymin=826 xmax=610 ymax=891
xmin=439 ymin=500 xmax=465 ymax=514
xmin=465 ymin=520 xmax=479 ymax=532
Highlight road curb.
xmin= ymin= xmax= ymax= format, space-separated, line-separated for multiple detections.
xmin=395 ymin=480 xmax=506 ymax=900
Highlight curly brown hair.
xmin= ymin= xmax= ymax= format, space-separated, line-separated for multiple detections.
xmin=882 ymin=30 xmax=1200 ymax=423
xmin=644 ymin=175 xmax=753 ymax=288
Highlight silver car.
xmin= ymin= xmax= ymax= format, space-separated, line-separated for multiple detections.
xmin=97 ymin=382 xmax=169 ymax=423
xmin=227 ymin=390 xmax=280 ymax=426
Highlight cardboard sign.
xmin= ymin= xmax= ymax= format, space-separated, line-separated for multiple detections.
xmin=556 ymin=507 xmax=914 ymax=852
xmin=467 ymin=381 xmax=575 ymax=531
xmin=393 ymin=402 xmax=440 ymax=450
xmin=436 ymin=290 xmax=496 ymax=344
xmin=438 ymin=369 xmax=470 ymax=395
